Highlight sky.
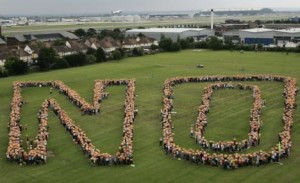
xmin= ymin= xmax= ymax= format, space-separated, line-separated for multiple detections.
xmin=0 ymin=0 xmax=300 ymax=15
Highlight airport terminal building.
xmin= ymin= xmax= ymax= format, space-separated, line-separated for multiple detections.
xmin=224 ymin=28 xmax=300 ymax=46
xmin=125 ymin=28 xmax=214 ymax=42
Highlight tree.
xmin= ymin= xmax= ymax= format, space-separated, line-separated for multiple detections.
xmin=87 ymin=28 xmax=97 ymax=37
xmin=179 ymin=39 xmax=190 ymax=49
xmin=192 ymin=41 xmax=207 ymax=49
xmin=257 ymin=44 xmax=263 ymax=51
xmin=0 ymin=66 xmax=9 ymax=78
xmin=150 ymin=44 xmax=159 ymax=50
xmin=38 ymin=47 xmax=57 ymax=71
xmin=137 ymin=33 xmax=145 ymax=37
xmin=159 ymin=38 xmax=173 ymax=51
xmin=296 ymin=45 xmax=300 ymax=53
xmin=112 ymin=28 xmax=124 ymax=40
xmin=74 ymin=29 xmax=86 ymax=38
xmin=112 ymin=50 xmax=122 ymax=60
xmin=4 ymin=57 xmax=29 ymax=75
xmin=86 ymin=48 xmax=96 ymax=55
xmin=53 ymin=39 xmax=66 ymax=46
xmin=116 ymin=48 xmax=126 ymax=57
xmin=86 ymin=54 xmax=97 ymax=64
xmin=95 ymin=47 xmax=106 ymax=62
xmin=132 ymin=47 xmax=144 ymax=56
xmin=207 ymin=36 xmax=223 ymax=50
xmin=98 ymin=29 xmax=124 ymax=41
xmin=52 ymin=58 xmax=69 ymax=69
xmin=64 ymin=52 xmax=87 ymax=67
xmin=170 ymin=42 xmax=182 ymax=52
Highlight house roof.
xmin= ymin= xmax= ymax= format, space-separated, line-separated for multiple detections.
xmin=41 ymin=41 xmax=54 ymax=48
xmin=139 ymin=37 xmax=155 ymax=44
xmin=68 ymin=40 xmax=89 ymax=51
xmin=123 ymin=36 xmax=155 ymax=45
xmin=19 ymin=42 xmax=39 ymax=52
xmin=98 ymin=37 xmax=121 ymax=48
xmin=0 ymin=46 xmax=31 ymax=60
xmin=123 ymin=37 xmax=137 ymax=45
xmin=53 ymin=45 xmax=73 ymax=53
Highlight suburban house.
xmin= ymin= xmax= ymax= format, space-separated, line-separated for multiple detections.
xmin=98 ymin=37 xmax=121 ymax=53
xmin=66 ymin=40 xmax=89 ymax=54
xmin=53 ymin=45 xmax=74 ymax=57
xmin=122 ymin=36 xmax=158 ymax=49
xmin=0 ymin=46 xmax=32 ymax=66
xmin=20 ymin=42 xmax=40 ymax=60
xmin=85 ymin=37 xmax=121 ymax=53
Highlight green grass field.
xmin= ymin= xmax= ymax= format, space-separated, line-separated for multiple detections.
xmin=0 ymin=50 xmax=299 ymax=183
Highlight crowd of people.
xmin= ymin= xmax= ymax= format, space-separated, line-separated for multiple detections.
xmin=7 ymin=79 xmax=137 ymax=166
xmin=162 ymin=75 xmax=297 ymax=169
xmin=193 ymin=83 xmax=263 ymax=153
xmin=7 ymin=81 xmax=52 ymax=164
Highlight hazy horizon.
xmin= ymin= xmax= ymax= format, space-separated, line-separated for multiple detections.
xmin=0 ymin=0 xmax=300 ymax=16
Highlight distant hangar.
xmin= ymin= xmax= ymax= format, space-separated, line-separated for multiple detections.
xmin=224 ymin=28 xmax=300 ymax=45
xmin=125 ymin=28 xmax=215 ymax=42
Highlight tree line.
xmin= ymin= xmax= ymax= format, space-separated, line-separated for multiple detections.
xmin=1 ymin=27 xmax=300 ymax=78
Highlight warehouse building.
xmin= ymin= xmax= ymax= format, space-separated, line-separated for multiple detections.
xmin=5 ymin=31 xmax=79 ymax=46
xmin=240 ymin=28 xmax=275 ymax=45
xmin=125 ymin=28 xmax=214 ymax=42
xmin=223 ymin=28 xmax=300 ymax=46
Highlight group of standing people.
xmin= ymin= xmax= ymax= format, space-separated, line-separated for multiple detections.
xmin=7 ymin=81 xmax=52 ymax=164
xmin=161 ymin=75 xmax=297 ymax=169
xmin=7 ymin=79 xmax=137 ymax=166
xmin=193 ymin=82 xmax=262 ymax=153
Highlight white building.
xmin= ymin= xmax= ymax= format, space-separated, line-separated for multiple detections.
xmin=111 ymin=15 xmax=141 ymax=23
xmin=224 ymin=28 xmax=300 ymax=46
xmin=125 ymin=28 xmax=215 ymax=42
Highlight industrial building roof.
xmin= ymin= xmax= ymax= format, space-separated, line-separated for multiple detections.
xmin=126 ymin=28 xmax=207 ymax=33
xmin=241 ymin=28 xmax=274 ymax=33
xmin=7 ymin=31 xmax=79 ymax=42
xmin=275 ymin=28 xmax=300 ymax=33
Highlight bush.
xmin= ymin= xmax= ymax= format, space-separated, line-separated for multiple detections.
xmin=150 ymin=44 xmax=159 ymax=50
xmin=86 ymin=48 xmax=96 ymax=55
xmin=0 ymin=66 xmax=9 ymax=78
xmin=207 ymin=36 xmax=223 ymax=50
xmin=159 ymin=38 xmax=173 ymax=51
xmin=132 ymin=47 xmax=144 ymax=56
xmin=52 ymin=58 xmax=69 ymax=70
xmin=4 ymin=57 xmax=29 ymax=75
xmin=95 ymin=47 xmax=106 ymax=62
xmin=170 ymin=42 xmax=182 ymax=52
xmin=86 ymin=54 xmax=97 ymax=64
xmin=192 ymin=41 xmax=207 ymax=49
xmin=179 ymin=39 xmax=190 ymax=49
xmin=38 ymin=47 xmax=57 ymax=71
xmin=64 ymin=52 xmax=87 ymax=67
xmin=112 ymin=50 xmax=122 ymax=60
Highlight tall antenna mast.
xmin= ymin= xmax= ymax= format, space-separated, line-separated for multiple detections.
xmin=211 ymin=9 xmax=214 ymax=30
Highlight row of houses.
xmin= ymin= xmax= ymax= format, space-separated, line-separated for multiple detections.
xmin=0 ymin=31 xmax=158 ymax=66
